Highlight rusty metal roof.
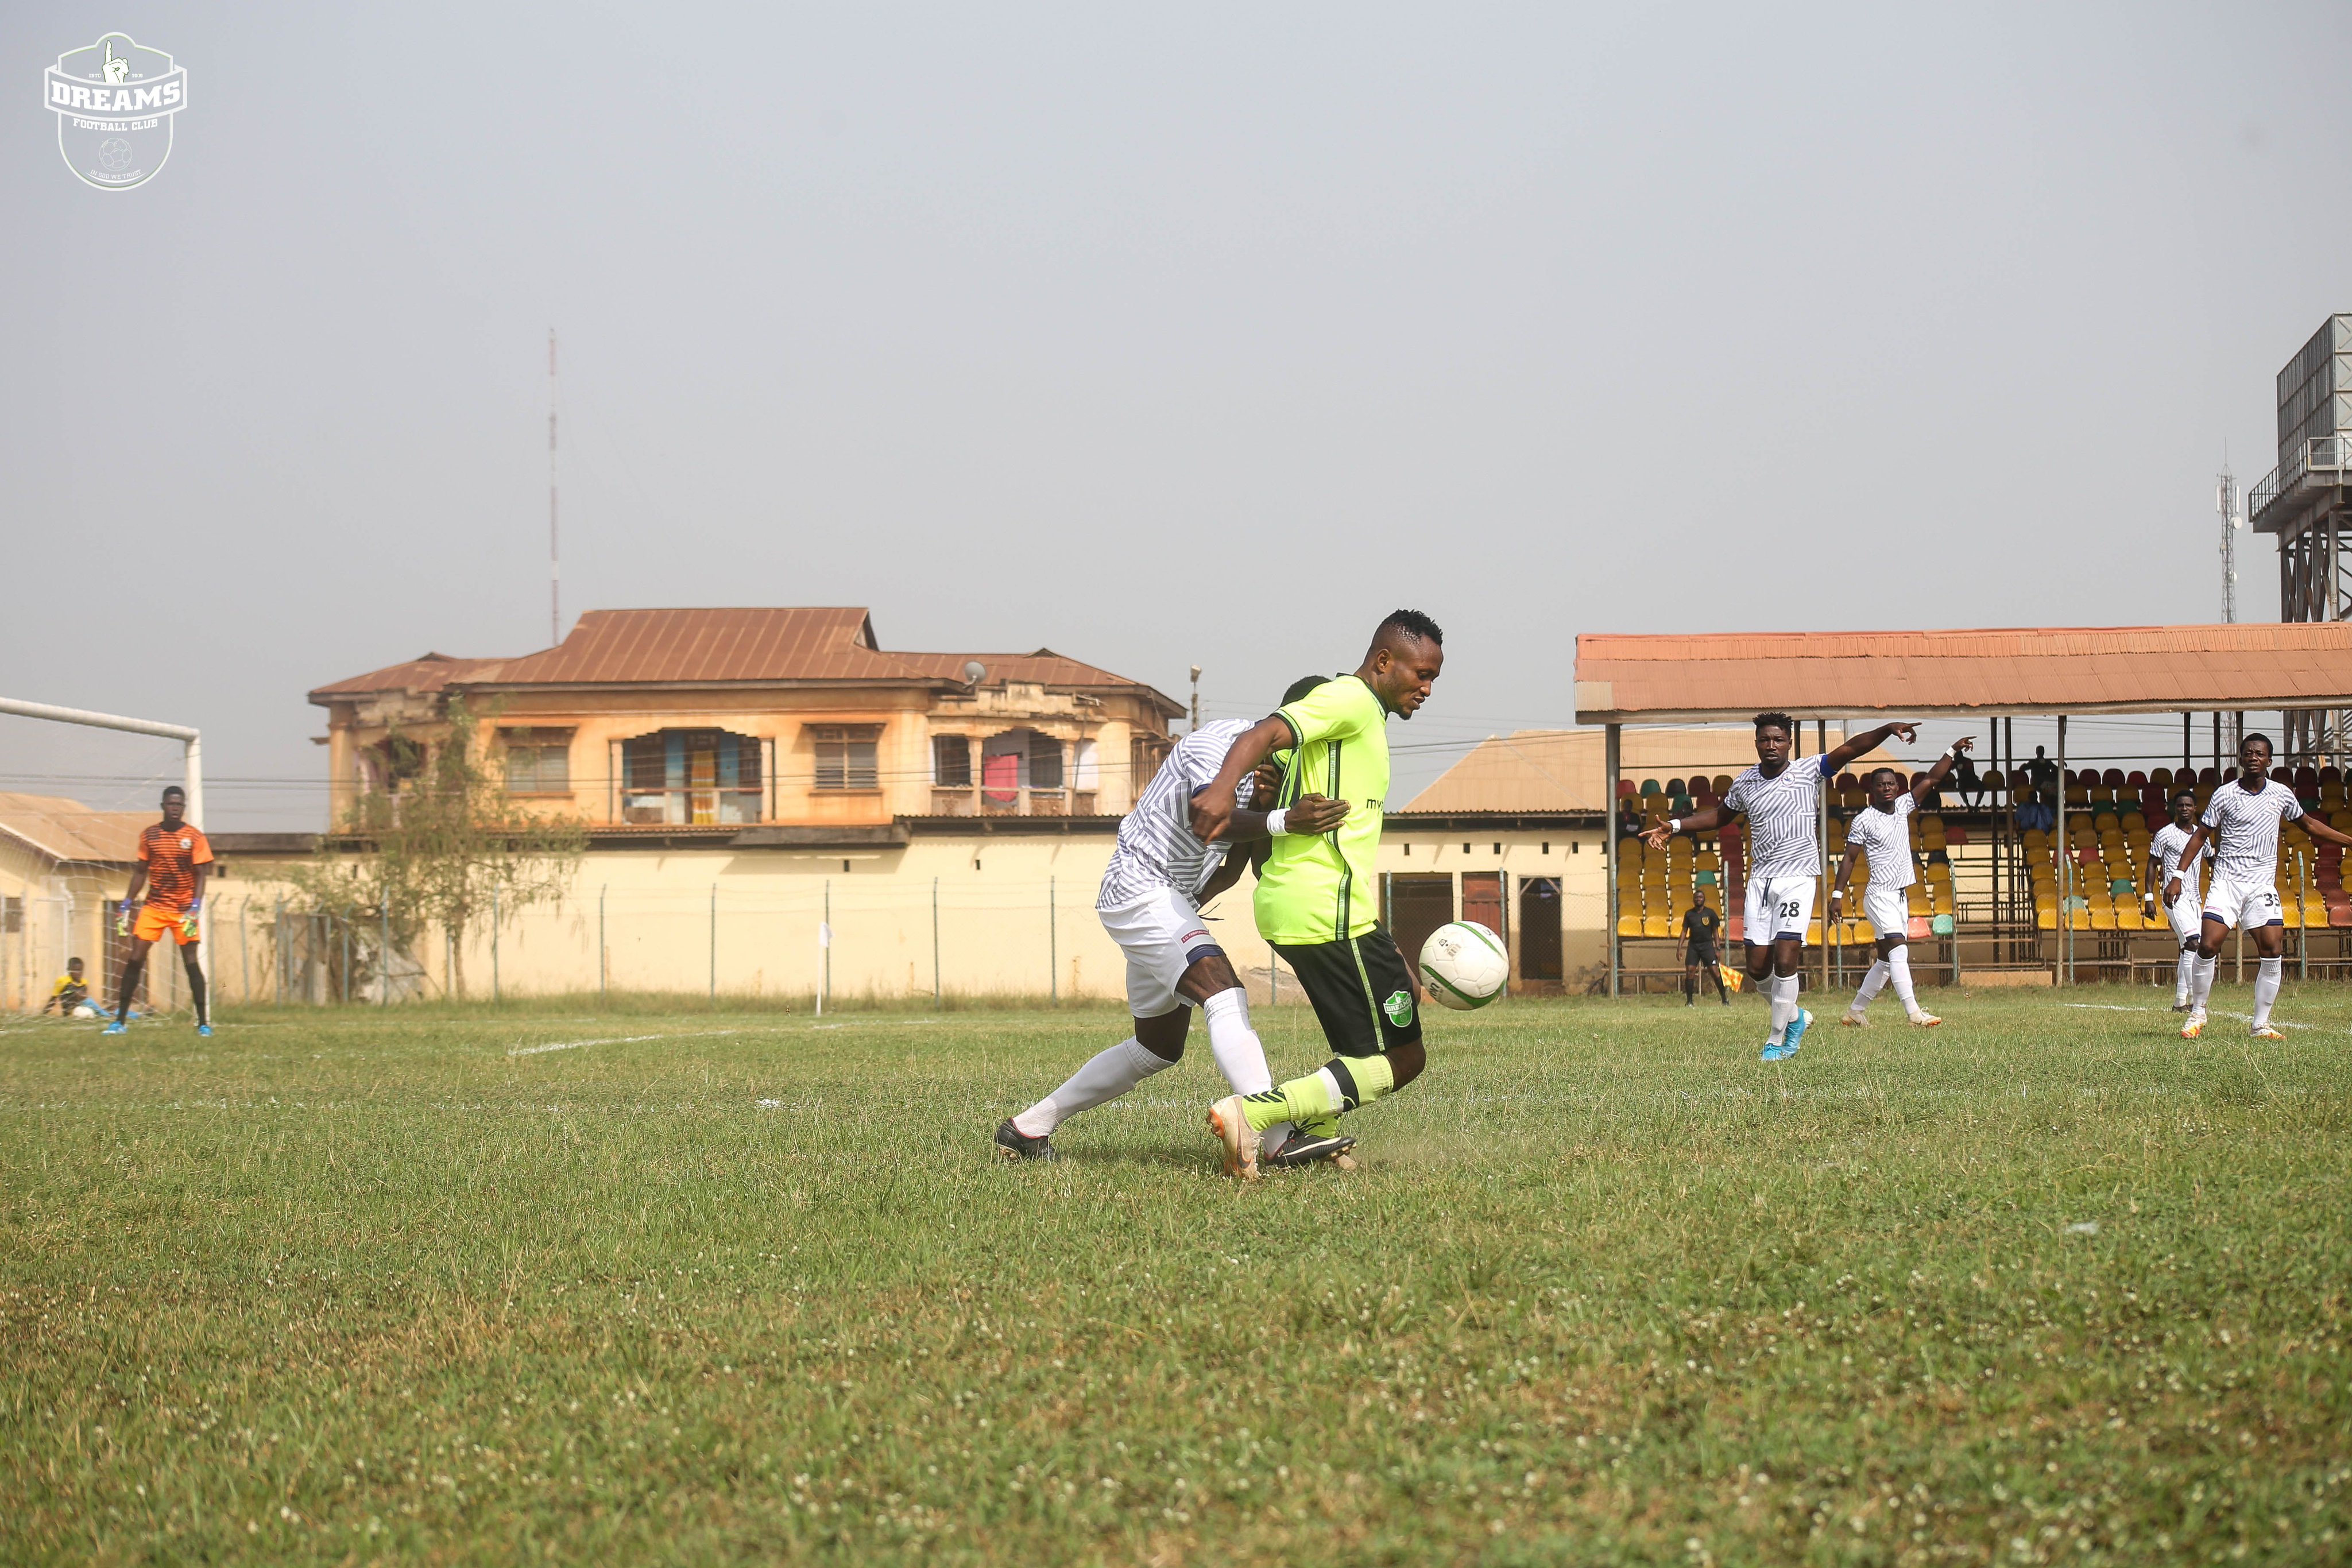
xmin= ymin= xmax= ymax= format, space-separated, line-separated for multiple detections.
xmin=0 ymin=792 xmax=149 ymax=864
xmin=311 ymin=608 xmax=1181 ymax=714
xmin=1575 ymin=623 xmax=2352 ymax=722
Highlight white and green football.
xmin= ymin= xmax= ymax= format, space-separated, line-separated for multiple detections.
xmin=1419 ymin=920 xmax=1508 ymax=1010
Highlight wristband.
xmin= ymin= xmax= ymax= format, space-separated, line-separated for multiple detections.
xmin=1265 ymin=808 xmax=1289 ymax=835
xmin=1668 ymin=817 xmax=1681 ymax=834
xmin=1943 ymin=746 xmax=1958 ymax=759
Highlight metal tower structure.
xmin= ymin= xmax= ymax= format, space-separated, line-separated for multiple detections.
xmin=2251 ymin=313 xmax=2352 ymax=761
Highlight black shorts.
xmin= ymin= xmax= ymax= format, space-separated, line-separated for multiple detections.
xmin=1274 ymin=930 xmax=1423 ymax=1058
xmin=1685 ymin=944 xmax=1717 ymax=967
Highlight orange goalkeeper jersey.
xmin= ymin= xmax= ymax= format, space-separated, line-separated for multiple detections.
xmin=138 ymin=822 xmax=213 ymax=912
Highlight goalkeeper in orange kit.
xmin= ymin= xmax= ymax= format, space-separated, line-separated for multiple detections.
xmin=106 ymin=785 xmax=213 ymax=1036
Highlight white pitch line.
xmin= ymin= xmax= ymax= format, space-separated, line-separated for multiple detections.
xmin=509 ymin=1029 xmax=740 ymax=1058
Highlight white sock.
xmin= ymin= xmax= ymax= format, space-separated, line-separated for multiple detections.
xmin=1767 ymin=973 xmax=1800 ymax=1043
xmin=2252 ymin=957 xmax=2283 ymax=1029
xmin=2174 ymin=951 xmax=2194 ymax=1006
xmin=1012 ymin=1038 xmax=1170 ymax=1137
xmin=1851 ymin=960 xmax=1890 ymax=1012
xmin=1887 ymin=946 xmax=1919 ymax=1015
xmin=1202 ymin=988 xmax=1291 ymax=1150
xmin=2189 ymin=953 xmax=2217 ymax=1015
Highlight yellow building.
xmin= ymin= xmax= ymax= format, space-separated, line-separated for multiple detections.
xmin=309 ymin=607 xmax=1184 ymax=830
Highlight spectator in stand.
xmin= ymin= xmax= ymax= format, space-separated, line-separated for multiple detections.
xmin=1947 ymin=745 xmax=1981 ymax=809
xmin=2016 ymin=788 xmax=2056 ymax=834
xmin=2024 ymin=746 xmax=2060 ymax=796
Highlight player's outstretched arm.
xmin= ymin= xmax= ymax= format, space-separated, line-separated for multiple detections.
xmin=2299 ymin=812 xmax=2352 ymax=851
xmin=1824 ymin=721 xmax=1918 ymax=774
xmin=1908 ymin=736 xmax=1975 ymax=804
xmin=2164 ymin=825 xmax=2213 ymax=905
xmin=1641 ymin=804 xmax=1730 ymax=851
xmin=1189 ymin=715 xmax=1298 ymax=843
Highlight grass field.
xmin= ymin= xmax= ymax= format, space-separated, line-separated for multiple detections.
xmin=5 ymin=984 xmax=2350 ymax=1565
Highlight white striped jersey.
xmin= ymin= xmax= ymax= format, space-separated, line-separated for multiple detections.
xmin=2149 ymin=821 xmax=2208 ymax=888
xmin=1723 ymin=755 xmax=1834 ymax=878
xmin=1844 ymin=795 xmax=1917 ymax=889
xmin=1097 ymin=719 xmax=1255 ymax=909
xmin=2198 ymin=777 xmax=2302 ymax=886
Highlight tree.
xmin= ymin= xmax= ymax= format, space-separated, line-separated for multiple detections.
xmin=289 ymin=699 xmax=585 ymax=998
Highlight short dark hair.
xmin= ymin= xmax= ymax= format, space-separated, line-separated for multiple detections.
xmin=161 ymin=785 xmax=185 ymax=801
xmin=2172 ymin=788 xmax=2196 ymax=804
xmin=2241 ymin=732 xmax=2274 ymax=756
xmin=1753 ymin=712 xmax=1795 ymax=735
xmin=1377 ymin=609 xmax=1444 ymax=648
xmin=1869 ymin=765 xmax=1900 ymax=787
xmin=1282 ymin=675 xmax=1331 ymax=706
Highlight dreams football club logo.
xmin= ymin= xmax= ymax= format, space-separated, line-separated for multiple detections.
xmin=44 ymin=33 xmax=187 ymax=190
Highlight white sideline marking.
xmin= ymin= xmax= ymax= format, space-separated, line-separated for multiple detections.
xmin=2064 ymin=1002 xmax=2315 ymax=1031
xmin=509 ymin=1029 xmax=739 ymax=1057
xmin=2062 ymin=1004 xmax=2150 ymax=1013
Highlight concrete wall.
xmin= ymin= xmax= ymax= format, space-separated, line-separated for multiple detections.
xmin=190 ymin=822 xmax=1606 ymax=1007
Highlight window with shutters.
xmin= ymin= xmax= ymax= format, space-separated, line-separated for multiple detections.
xmin=933 ymin=734 xmax=972 ymax=787
xmin=813 ymin=726 xmax=881 ymax=791
xmin=501 ymin=729 xmax=573 ymax=793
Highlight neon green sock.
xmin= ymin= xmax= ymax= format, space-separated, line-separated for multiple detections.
xmin=1241 ymin=1054 xmax=1399 ymax=1133
xmin=1243 ymin=1071 xmax=1332 ymax=1133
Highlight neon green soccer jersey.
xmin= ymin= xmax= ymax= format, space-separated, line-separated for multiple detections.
xmin=1254 ymin=674 xmax=1391 ymax=944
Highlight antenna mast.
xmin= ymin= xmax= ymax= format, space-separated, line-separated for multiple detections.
xmin=546 ymin=329 xmax=559 ymax=649
xmin=2218 ymin=462 xmax=2240 ymax=624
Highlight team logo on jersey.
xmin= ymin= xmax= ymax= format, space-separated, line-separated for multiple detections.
xmin=43 ymin=33 xmax=187 ymax=189
xmin=179 ymin=838 xmax=192 ymax=850
xmin=1383 ymin=989 xmax=1414 ymax=1027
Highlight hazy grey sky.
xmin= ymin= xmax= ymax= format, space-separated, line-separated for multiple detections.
xmin=6 ymin=3 xmax=2349 ymax=826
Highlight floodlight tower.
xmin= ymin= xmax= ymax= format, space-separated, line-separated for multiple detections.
xmin=2250 ymin=313 xmax=2352 ymax=761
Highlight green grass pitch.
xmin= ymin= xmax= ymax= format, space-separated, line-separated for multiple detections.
xmin=4 ymin=985 xmax=2350 ymax=1565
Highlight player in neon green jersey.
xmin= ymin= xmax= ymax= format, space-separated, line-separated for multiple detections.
xmin=1189 ymin=610 xmax=1445 ymax=1179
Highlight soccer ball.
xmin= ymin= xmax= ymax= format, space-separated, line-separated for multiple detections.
xmin=98 ymin=138 xmax=134 ymax=172
xmin=1419 ymin=920 xmax=1508 ymax=1010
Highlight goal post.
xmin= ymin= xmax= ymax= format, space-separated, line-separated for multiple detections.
xmin=0 ymin=696 xmax=207 ymax=955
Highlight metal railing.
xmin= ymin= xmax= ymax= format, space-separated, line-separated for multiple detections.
xmin=2251 ymin=435 xmax=2352 ymax=526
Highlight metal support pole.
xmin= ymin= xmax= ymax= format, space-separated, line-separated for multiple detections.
xmin=1817 ymin=719 xmax=1830 ymax=992
xmin=2182 ymin=711 xmax=2192 ymax=778
xmin=599 ymin=884 xmax=607 ymax=1002
xmin=275 ymin=896 xmax=285 ymax=1005
xmin=931 ymin=877 xmax=940 ymax=1005
xmin=823 ymin=879 xmax=832 ymax=1013
xmin=492 ymin=885 xmax=501 ymax=1004
xmin=1049 ymin=874 xmax=1058 ymax=1003
xmin=342 ymin=909 xmax=351 ymax=1005
xmin=2056 ymin=716 xmax=2068 ymax=985
xmin=2299 ymin=854 xmax=2310 ymax=982
xmin=380 ymin=901 xmax=389 ymax=1005
xmin=239 ymin=905 xmax=249 ymax=1005
xmin=709 ymin=882 xmax=717 ymax=1002
xmin=1605 ymin=723 xmax=1622 ymax=998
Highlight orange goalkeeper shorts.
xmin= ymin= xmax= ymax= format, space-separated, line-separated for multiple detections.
xmin=133 ymin=903 xmax=200 ymax=946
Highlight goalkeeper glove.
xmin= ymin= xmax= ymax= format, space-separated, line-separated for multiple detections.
xmin=115 ymin=901 xmax=131 ymax=935
xmin=181 ymin=901 xmax=202 ymax=936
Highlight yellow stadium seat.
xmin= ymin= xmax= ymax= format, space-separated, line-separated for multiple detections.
xmin=2036 ymin=909 xmax=2056 ymax=931
xmin=1804 ymin=920 xmax=1823 ymax=944
xmin=2117 ymin=908 xmax=2144 ymax=931
xmin=1618 ymin=915 xmax=1642 ymax=937
xmin=1642 ymin=915 xmax=1670 ymax=938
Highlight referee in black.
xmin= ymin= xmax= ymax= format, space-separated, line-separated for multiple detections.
xmin=1682 ymin=888 xmax=1730 ymax=1006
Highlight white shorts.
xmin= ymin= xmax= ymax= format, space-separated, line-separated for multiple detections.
xmin=1743 ymin=874 xmax=1815 ymax=944
xmin=1862 ymin=884 xmax=1910 ymax=942
xmin=1097 ymin=888 xmax=1226 ymax=1019
xmin=2164 ymin=889 xmax=2204 ymax=946
xmin=2200 ymin=877 xmax=2283 ymax=933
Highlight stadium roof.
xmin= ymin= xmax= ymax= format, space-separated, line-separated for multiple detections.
xmin=312 ymin=608 xmax=1182 ymax=715
xmin=1404 ymin=727 xmax=1895 ymax=813
xmin=1573 ymin=623 xmax=2352 ymax=723
xmin=0 ymin=792 xmax=147 ymax=865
